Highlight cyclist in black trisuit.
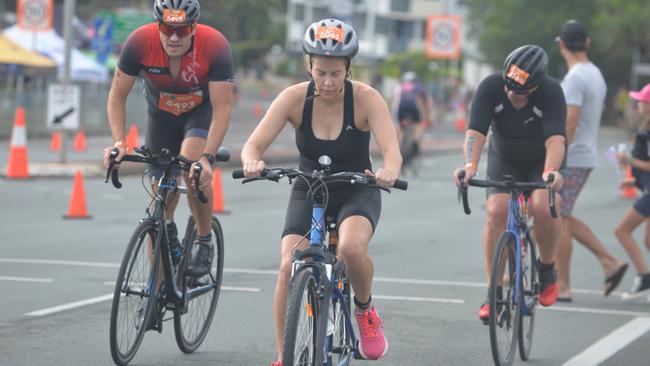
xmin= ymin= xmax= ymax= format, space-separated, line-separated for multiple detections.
xmin=453 ymin=45 xmax=567 ymax=322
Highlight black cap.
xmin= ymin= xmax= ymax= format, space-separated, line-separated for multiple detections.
xmin=556 ymin=20 xmax=588 ymax=51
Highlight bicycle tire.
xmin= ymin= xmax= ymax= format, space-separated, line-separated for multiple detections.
xmin=518 ymin=232 xmax=538 ymax=361
xmin=109 ymin=220 xmax=161 ymax=366
xmin=489 ymin=231 xmax=520 ymax=366
xmin=327 ymin=270 xmax=353 ymax=366
xmin=283 ymin=267 xmax=321 ymax=366
xmin=174 ymin=216 xmax=224 ymax=353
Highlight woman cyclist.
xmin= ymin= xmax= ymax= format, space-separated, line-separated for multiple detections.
xmin=240 ymin=18 xmax=402 ymax=366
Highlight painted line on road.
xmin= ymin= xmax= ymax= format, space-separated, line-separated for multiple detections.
xmin=375 ymin=276 xmax=485 ymax=288
xmin=103 ymin=281 xmax=262 ymax=293
xmin=542 ymin=305 xmax=650 ymax=318
xmin=0 ymin=258 xmax=118 ymax=268
xmin=0 ymin=258 xmax=628 ymax=298
xmin=222 ymin=286 xmax=262 ymax=293
xmin=374 ymin=295 xmax=464 ymax=304
xmin=25 ymin=293 xmax=113 ymax=317
xmin=562 ymin=317 xmax=650 ymax=366
xmin=0 ymin=276 xmax=53 ymax=283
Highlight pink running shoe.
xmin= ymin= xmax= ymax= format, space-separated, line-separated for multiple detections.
xmin=270 ymin=361 xmax=281 ymax=366
xmin=354 ymin=306 xmax=388 ymax=360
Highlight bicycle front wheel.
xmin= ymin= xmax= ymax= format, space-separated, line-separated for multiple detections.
xmin=489 ymin=231 xmax=520 ymax=366
xmin=174 ymin=216 xmax=224 ymax=353
xmin=283 ymin=267 xmax=321 ymax=366
xmin=518 ymin=232 xmax=538 ymax=361
xmin=109 ymin=221 xmax=161 ymax=366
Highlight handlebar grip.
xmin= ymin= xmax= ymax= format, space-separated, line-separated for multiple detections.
xmin=232 ymin=169 xmax=245 ymax=179
xmin=197 ymin=190 xmax=208 ymax=204
xmin=546 ymin=173 xmax=557 ymax=218
xmin=111 ymin=168 xmax=122 ymax=189
xmin=462 ymin=187 xmax=471 ymax=215
xmin=393 ymin=179 xmax=408 ymax=190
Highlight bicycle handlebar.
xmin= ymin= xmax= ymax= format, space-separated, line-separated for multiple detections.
xmin=232 ymin=168 xmax=408 ymax=191
xmin=106 ymin=146 xmax=230 ymax=204
xmin=457 ymin=171 xmax=557 ymax=218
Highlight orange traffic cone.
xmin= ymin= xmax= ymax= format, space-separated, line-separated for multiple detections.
xmin=63 ymin=170 xmax=92 ymax=219
xmin=50 ymin=131 xmax=61 ymax=152
xmin=212 ymin=168 xmax=229 ymax=214
xmin=126 ymin=124 xmax=139 ymax=153
xmin=253 ymin=103 xmax=263 ymax=119
xmin=72 ymin=130 xmax=87 ymax=152
xmin=6 ymin=106 xmax=29 ymax=179
xmin=454 ymin=115 xmax=466 ymax=132
xmin=620 ymin=166 xmax=638 ymax=199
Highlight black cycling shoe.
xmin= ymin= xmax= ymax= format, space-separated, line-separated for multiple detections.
xmin=185 ymin=237 xmax=214 ymax=277
xmin=166 ymin=220 xmax=182 ymax=266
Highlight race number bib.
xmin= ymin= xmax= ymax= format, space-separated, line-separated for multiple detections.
xmin=158 ymin=91 xmax=203 ymax=116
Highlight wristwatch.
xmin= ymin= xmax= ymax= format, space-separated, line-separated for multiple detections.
xmin=201 ymin=152 xmax=216 ymax=166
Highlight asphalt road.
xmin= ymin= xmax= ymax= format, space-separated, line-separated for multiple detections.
xmin=1 ymin=131 xmax=650 ymax=366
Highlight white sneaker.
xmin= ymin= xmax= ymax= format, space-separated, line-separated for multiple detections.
xmin=622 ymin=274 xmax=650 ymax=300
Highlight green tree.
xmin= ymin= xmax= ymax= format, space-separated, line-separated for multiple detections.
xmin=465 ymin=0 xmax=650 ymax=89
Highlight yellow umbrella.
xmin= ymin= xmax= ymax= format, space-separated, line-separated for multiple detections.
xmin=0 ymin=33 xmax=56 ymax=68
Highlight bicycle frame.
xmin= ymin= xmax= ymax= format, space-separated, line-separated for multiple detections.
xmin=139 ymin=165 xmax=216 ymax=314
xmin=504 ymin=190 xmax=532 ymax=315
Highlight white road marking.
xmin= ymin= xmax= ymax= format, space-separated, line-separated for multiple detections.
xmin=2 ymin=258 xmax=642 ymax=316
xmin=374 ymin=295 xmax=464 ymax=304
xmin=562 ymin=317 xmax=650 ymax=366
xmin=375 ymin=276 xmax=485 ymax=288
xmin=103 ymin=281 xmax=261 ymax=293
xmin=0 ymin=258 xmax=118 ymax=268
xmin=25 ymin=293 xmax=113 ymax=317
xmin=222 ymin=286 xmax=262 ymax=293
xmin=0 ymin=276 xmax=53 ymax=283
xmin=543 ymin=305 xmax=650 ymax=318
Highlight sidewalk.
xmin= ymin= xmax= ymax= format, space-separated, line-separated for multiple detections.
xmin=0 ymin=93 xmax=464 ymax=178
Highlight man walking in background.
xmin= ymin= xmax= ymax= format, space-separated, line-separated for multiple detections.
xmin=555 ymin=19 xmax=627 ymax=301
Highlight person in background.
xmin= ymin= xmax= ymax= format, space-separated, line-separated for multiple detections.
xmin=555 ymin=19 xmax=627 ymax=301
xmin=615 ymin=83 xmax=650 ymax=298
xmin=453 ymin=44 xmax=566 ymax=322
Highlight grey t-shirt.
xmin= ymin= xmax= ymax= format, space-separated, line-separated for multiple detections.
xmin=561 ymin=62 xmax=607 ymax=168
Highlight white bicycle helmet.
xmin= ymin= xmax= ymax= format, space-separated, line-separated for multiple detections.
xmin=302 ymin=18 xmax=359 ymax=59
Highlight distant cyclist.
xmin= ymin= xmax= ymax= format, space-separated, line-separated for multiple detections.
xmin=240 ymin=18 xmax=402 ymax=366
xmin=103 ymin=0 xmax=235 ymax=277
xmin=453 ymin=45 xmax=567 ymax=322
xmin=392 ymin=71 xmax=432 ymax=166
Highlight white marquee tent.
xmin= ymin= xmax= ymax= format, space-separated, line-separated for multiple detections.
xmin=3 ymin=25 xmax=108 ymax=83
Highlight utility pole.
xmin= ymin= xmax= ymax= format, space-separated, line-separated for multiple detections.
xmin=60 ymin=0 xmax=76 ymax=163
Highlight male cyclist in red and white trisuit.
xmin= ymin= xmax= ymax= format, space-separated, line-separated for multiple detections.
xmin=103 ymin=0 xmax=234 ymax=277
xmin=453 ymin=45 xmax=567 ymax=322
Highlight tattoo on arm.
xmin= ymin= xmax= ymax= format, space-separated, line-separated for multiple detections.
xmin=465 ymin=136 xmax=476 ymax=165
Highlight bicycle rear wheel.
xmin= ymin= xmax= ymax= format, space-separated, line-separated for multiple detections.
xmin=327 ymin=269 xmax=353 ymax=365
xmin=109 ymin=221 xmax=161 ymax=366
xmin=489 ymin=232 xmax=520 ymax=366
xmin=518 ymin=232 xmax=538 ymax=361
xmin=283 ymin=267 xmax=321 ymax=366
xmin=174 ymin=216 xmax=224 ymax=353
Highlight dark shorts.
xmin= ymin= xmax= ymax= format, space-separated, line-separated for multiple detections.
xmin=146 ymin=102 xmax=211 ymax=180
xmin=486 ymin=152 xmax=544 ymax=196
xmin=633 ymin=194 xmax=650 ymax=217
xmin=559 ymin=167 xmax=592 ymax=216
xmin=282 ymin=184 xmax=382 ymax=238
xmin=397 ymin=102 xmax=421 ymax=124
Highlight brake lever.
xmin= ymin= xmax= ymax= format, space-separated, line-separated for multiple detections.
xmin=191 ymin=164 xmax=208 ymax=204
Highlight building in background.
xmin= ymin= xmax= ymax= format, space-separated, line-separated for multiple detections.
xmin=285 ymin=0 xmax=492 ymax=90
